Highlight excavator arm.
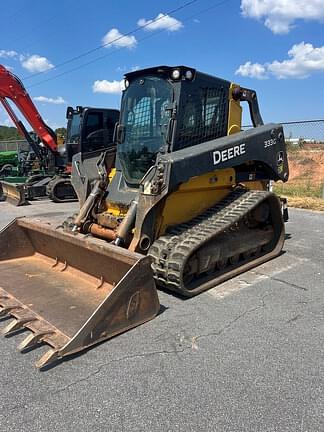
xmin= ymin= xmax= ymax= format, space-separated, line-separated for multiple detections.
xmin=0 ymin=97 xmax=44 ymax=162
xmin=0 ymin=64 xmax=58 ymax=155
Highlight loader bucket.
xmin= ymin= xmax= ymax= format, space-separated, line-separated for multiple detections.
xmin=0 ymin=218 xmax=159 ymax=369
xmin=1 ymin=181 xmax=29 ymax=206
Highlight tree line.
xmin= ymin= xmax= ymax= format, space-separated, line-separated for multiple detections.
xmin=0 ymin=125 xmax=67 ymax=141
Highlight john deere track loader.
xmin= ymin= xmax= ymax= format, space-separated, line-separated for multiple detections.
xmin=0 ymin=66 xmax=289 ymax=368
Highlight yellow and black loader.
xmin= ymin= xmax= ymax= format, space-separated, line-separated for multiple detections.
xmin=0 ymin=66 xmax=289 ymax=368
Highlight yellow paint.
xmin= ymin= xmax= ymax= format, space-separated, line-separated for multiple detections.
xmin=100 ymin=200 xmax=128 ymax=217
xmin=108 ymin=167 xmax=116 ymax=183
xmin=56 ymin=135 xmax=65 ymax=146
xmin=227 ymin=83 xmax=242 ymax=136
xmin=104 ymin=202 xmax=128 ymax=217
xmin=157 ymin=168 xmax=235 ymax=235
xmin=99 ymin=168 xmax=129 ymax=217
xmin=242 ymin=180 xmax=267 ymax=191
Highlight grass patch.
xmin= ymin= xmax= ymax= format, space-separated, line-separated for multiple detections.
xmin=274 ymin=181 xmax=324 ymax=211
xmin=274 ymin=180 xmax=322 ymax=198
xmin=283 ymin=196 xmax=324 ymax=212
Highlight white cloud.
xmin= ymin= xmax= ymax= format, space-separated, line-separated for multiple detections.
xmin=138 ymin=13 xmax=183 ymax=31
xmin=269 ymin=42 xmax=324 ymax=78
xmin=102 ymin=28 xmax=137 ymax=49
xmin=235 ymin=61 xmax=268 ymax=79
xmin=0 ymin=50 xmax=18 ymax=59
xmin=236 ymin=42 xmax=324 ymax=80
xmin=0 ymin=51 xmax=55 ymax=74
xmin=92 ymin=79 xmax=125 ymax=94
xmin=21 ymin=54 xmax=54 ymax=72
xmin=241 ymin=0 xmax=324 ymax=34
xmin=33 ymin=96 xmax=66 ymax=105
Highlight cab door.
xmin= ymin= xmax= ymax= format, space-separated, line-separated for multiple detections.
xmin=71 ymin=109 xmax=119 ymax=206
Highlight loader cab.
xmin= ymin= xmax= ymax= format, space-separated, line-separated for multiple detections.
xmin=116 ymin=66 xmax=231 ymax=187
xmin=65 ymin=106 xmax=119 ymax=163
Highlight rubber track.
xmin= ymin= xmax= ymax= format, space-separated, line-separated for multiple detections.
xmin=47 ymin=176 xmax=77 ymax=203
xmin=149 ymin=189 xmax=276 ymax=295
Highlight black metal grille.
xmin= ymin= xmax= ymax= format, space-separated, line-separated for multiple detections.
xmin=125 ymin=96 xmax=152 ymax=143
xmin=176 ymin=86 xmax=228 ymax=150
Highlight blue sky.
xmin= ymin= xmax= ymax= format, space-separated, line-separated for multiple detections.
xmin=1 ymin=0 xmax=323 ymax=129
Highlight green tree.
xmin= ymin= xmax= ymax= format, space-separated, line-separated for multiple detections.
xmin=0 ymin=126 xmax=21 ymax=140
xmin=55 ymin=127 xmax=67 ymax=139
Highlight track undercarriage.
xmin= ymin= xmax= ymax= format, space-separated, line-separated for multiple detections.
xmin=46 ymin=176 xmax=77 ymax=203
xmin=0 ymin=175 xmax=77 ymax=206
xmin=149 ymin=189 xmax=284 ymax=296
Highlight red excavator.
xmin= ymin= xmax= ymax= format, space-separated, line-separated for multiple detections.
xmin=0 ymin=65 xmax=119 ymax=204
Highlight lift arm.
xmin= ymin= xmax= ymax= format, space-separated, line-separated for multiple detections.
xmin=232 ymin=86 xmax=264 ymax=127
xmin=0 ymin=64 xmax=58 ymax=154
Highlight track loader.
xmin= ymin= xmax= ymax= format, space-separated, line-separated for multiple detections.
xmin=0 ymin=66 xmax=289 ymax=368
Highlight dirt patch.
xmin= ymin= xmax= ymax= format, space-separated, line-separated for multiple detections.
xmin=287 ymin=150 xmax=324 ymax=182
xmin=275 ymin=149 xmax=324 ymax=211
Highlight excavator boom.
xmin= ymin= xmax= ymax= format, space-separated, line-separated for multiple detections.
xmin=0 ymin=65 xmax=57 ymax=153
xmin=0 ymin=64 xmax=61 ymax=205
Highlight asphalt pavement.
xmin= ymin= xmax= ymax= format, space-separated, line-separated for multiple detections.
xmin=0 ymin=199 xmax=323 ymax=432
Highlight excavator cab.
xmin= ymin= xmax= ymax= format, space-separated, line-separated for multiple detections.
xmin=66 ymin=106 xmax=119 ymax=205
xmin=66 ymin=106 xmax=119 ymax=163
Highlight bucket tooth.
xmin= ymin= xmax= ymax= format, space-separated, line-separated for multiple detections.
xmin=18 ymin=330 xmax=54 ymax=352
xmin=0 ymin=305 xmax=22 ymax=318
xmin=2 ymin=316 xmax=36 ymax=336
xmin=36 ymin=349 xmax=60 ymax=369
xmin=0 ymin=288 xmax=10 ymax=301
